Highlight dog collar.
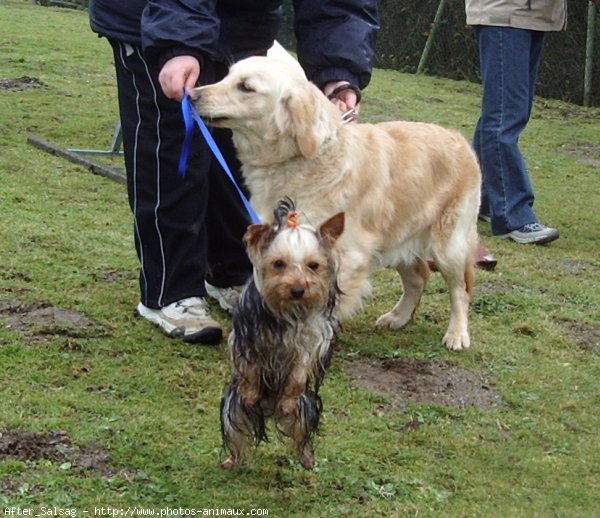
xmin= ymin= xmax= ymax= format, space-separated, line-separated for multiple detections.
xmin=341 ymin=108 xmax=357 ymax=124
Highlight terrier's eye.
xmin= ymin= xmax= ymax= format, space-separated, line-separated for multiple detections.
xmin=273 ymin=259 xmax=286 ymax=269
xmin=238 ymin=81 xmax=255 ymax=93
xmin=308 ymin=262 xmax=320 ymax=272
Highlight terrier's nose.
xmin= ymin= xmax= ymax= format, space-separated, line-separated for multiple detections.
xmin=290 ymin=286 xmax=305 ymax=299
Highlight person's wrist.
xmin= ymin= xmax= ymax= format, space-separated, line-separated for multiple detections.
xmin=325 ymin=83 xmax=362 ymax=105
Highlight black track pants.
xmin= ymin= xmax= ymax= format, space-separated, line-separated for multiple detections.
xmin=110 ymin=41 xmax=252 ymax=308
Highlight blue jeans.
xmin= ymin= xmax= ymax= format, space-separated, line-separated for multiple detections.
xmin=472 ymin=26 xmax=545 ymax=235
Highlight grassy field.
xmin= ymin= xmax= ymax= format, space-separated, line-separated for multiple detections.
xmin=1 ymin=1 xmax=600 ymax=516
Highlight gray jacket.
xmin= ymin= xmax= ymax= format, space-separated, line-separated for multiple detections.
xmin=465 ymin=0 xmax=567 ymax=31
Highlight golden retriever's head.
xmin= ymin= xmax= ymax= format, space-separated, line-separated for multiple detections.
xmin=191 ymin=56 xmax=340 ymax=162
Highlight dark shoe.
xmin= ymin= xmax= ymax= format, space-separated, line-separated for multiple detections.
xmin=427 ymin=243 xmax=497 ymax=272
xmin=475 ymin=243 xmax=497 ymax=271
xmin=427 ymin=258 xmax=438 ymax=272
xmin=499 ymin=223 xmax=559 ymax=245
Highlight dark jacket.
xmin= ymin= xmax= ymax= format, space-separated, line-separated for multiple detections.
xmin=89 ymin=0 xmax=379 ymax=89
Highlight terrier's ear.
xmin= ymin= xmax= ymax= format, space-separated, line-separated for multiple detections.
xmin=243 ymin=223 xmax=275 ymax=263
xmin=318 ymin=212 xmax=345 ymax=248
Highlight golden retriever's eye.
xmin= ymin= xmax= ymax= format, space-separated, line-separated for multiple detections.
xmin=308 ymin=262 xmax=320 ymax=272
xmin=273 ymin=259 xmax=286 ymax=269
xmin=238 ymin=81 xmax=255 ymax=93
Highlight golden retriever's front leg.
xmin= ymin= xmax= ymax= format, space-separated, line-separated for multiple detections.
xmin=376 ymin=259 xmax=430 ymax=330
xmin=336 ymin=261 xmax=371 ymax=320
xmin=440 ymin=268 xmax=472 ymax=351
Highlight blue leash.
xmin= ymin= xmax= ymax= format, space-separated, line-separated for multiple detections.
xmin=178 ymin=92 xmax=261 ymax=224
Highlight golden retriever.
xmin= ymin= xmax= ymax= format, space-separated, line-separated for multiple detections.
xmin=192 ymin=56 xmax=481 ymax=351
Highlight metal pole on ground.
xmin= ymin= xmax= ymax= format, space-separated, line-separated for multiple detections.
xmin=417 ymin=0 xmax=449 ymax=74
xmin=584 ymin=2 xmax=597 ymax=107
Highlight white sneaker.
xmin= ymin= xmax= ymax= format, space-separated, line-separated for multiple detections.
xmin=205 ymin=282 xmax=245 ymax=314
xmin=136 ymin=297 xmax=222 ymax=344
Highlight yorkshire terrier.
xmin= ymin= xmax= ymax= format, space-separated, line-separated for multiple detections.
xmin=220 ymin=198 xmax=344 ymax=470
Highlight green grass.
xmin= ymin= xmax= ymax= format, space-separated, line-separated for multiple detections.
xmin=1 ymin=1 xmax=600 ymax=516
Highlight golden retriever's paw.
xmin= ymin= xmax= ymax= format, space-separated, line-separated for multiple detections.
xmin=442 ymin=331 xmax=470 ymax=351
xmin=375 ymin=311 xmax=411 ymax=330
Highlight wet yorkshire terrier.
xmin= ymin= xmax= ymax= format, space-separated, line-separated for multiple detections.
xmin=220 ymin=199 xmax=344 ymax=469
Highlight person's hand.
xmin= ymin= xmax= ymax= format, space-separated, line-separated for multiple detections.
xmin=158 ymin=55 xmax=201 ymax=101
xmin=323 ymin=81 xmax=361 ymax=114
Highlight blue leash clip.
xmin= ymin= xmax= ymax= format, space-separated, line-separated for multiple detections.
xmin=178 ymin=92 xmax=261 ymax=224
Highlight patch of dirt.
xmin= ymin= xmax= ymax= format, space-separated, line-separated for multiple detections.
xmin=0 ymin=300 xmax=106 ymax=344
xmin=562 ymin=142 xmax=600 ymax=168
xmin=559 ymin=319 xmax=600 ymax=356
xmin=0 ymin=476 xmax=32 ymax=498
xmin=91 ymin=268 xmax=136 ymax=284
xmin=346 ymin=358 xmax=504 ymax=413
xmin=475 ymin=281 xmax=515 ymax=295
xmin=0 ymin=268 xmax=33 ymax=283
xmin=0 ymin=429 xmax=123 ymax=477
xmin=558 ymin=260 xmax=590 ymax=274
xmin=0 ymin=76 xmax=46 ymax=91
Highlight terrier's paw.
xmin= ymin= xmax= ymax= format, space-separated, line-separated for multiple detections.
xmin=240 ymin=387 xmax=260 ymax=407
xmin=279 ymin=396 xmax=298 ymax=416
xmin=298 ymin=444 xmax=315 ymax=470
xmin=220 ymin=456 xmax=240 ymax=470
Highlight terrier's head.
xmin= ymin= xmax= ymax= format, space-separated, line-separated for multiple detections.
xmin=243 ymin=198 xmax=344 ymax=317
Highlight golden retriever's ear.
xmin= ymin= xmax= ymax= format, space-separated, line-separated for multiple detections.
xmin=278 ymin=88 xmax=321 ymax=158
